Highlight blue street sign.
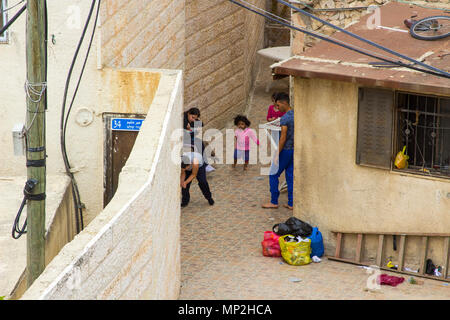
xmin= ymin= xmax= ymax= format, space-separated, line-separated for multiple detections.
xmin=111 ymin=118 xmax=144 ymax=132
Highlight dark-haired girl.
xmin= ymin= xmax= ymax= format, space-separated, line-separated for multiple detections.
xmin=233 ymin=115 xmax=260 ymax=171
xmin=266 ymin=92 xmax=286 ymax=122
xmin=183 ymin=107 xmax=205 ymax=160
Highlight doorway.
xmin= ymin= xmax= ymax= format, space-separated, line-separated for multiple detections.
xmin=103 ymin=113 xmax=146 ymax=207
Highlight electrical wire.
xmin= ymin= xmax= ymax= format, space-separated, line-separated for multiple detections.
xmin=276 ymin=0 xmax=450 ymax=78
xmin=242 ymin=0 xmax=404 ymax=64
xmin=0 ymin=2 xmax=25 ymax=35
xmin=12 ymin=197 xmax=27 ymax=239
xmin=0 ymin=0 xmax=25 ymax=14
xmin=230 ymin=0 xmax=449 ymax=78
xmin=60 ymin=0 xmax=100 ymax=233
xmin=64 ymin=0 xmax=101 ymax=140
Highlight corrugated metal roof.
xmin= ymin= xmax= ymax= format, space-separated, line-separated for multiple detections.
xmin=273 ymin=2 xmax=450 ymax=96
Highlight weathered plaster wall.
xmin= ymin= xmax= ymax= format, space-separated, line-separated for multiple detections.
xmin=293 ymin=77 xmax=450 ymax=267
xmin=21 ymin=69 xmax=183 ymax=300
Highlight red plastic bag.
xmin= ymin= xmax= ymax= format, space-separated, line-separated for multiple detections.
xmin=377 ymin=274 xmax=405 ymax=287
xmin=261 ymin=231 xmax=281 ymax=257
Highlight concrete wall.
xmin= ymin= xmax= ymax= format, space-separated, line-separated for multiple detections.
xmin=8 ymin=177 xmax=77 ymax=299
xmin=0 ymin=175 xmax=76 ymax=299
xmin=21 ymin=69 xmax=183 ymax=300
xmin=293 ymin=77 xmax=450 ymax=268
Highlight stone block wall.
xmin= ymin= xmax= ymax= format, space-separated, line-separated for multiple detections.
xmin=291 ymin=0 xmax=392 ymax=54
xmin=101 ymin=0 xmax=266 ymax=130
xmin=185 ymin=0 xmax=266 ymax=130
xmin=101 ymin=0 xmax=185 ymax=70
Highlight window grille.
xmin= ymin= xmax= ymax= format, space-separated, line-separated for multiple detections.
xmin=396 ymin=92 xmax=450 ymax=178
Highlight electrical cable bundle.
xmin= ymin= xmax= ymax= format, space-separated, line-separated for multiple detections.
xmin=60 ymin=0 xmax=101 ymax=233
xmin=11 ymin=179 xmax=41 ymax=239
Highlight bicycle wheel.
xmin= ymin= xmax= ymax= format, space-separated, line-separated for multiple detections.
xmin=410 ymin=16 xmax=450 ymax=40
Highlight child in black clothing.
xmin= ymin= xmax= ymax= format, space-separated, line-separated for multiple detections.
xmin=180 ymin=147 xmax=214 ymax=208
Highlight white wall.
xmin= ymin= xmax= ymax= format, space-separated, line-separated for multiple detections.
xmin=0 ymin=0 xmax=104 ymax=224
xmin=21 ymin=69 xmax=183 ymax=300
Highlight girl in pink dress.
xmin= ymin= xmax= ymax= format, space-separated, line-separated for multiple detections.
xmin=233 ymin=115 xmax=260 ymax=171
xmin=267 ymin=92 xmax=286 ymax=122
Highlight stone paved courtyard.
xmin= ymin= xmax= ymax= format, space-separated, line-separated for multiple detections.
xmin=179 ymin=59 xmax=450 ymax=300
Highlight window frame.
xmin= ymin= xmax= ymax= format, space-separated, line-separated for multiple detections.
xmin=0 ymin=0 xmax=9 ymax=43
xmin=355 ymin=86 xmax=450 ymax=180
xmin=393 ymin=91 xmax=450 ymax=180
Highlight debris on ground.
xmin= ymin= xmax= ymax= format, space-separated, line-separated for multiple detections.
xmin=377 ymin=274 xmax=405 ymax=287
xmin=407 ymin=277 xmax=424 ymax=285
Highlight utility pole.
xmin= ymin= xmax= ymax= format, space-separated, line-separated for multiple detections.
xmin=25 ymin=0 xmax=47 ymax=288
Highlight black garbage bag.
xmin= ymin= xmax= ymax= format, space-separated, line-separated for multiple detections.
xmin=425 ymin=259 xmax=436 ymax=275
xmin=273 ymin=217 xmax=313 ymax=238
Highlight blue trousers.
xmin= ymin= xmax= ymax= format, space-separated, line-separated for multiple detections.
xmin=269 ymin=149 xmax=294 ymax=207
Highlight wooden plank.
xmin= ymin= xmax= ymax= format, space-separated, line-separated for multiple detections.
xmin=443 ymin=237 xmax=449 ymax=279
xmin=376 ymin=234 xmax=385 ymax=267
xmin=331 ymin=231 xmax=450 ymax=237
xmin=419 ymin=236 xmax=429 ymax=275
xmin=335 ymin=232 xmax=342 ymax=258
xmin=356 ymin=234 xmax=363 ymax=263
xmin=398 ymin=235 xmax=406 ymax=272
xmin=327 ymin=256 xmax=450 ymax=283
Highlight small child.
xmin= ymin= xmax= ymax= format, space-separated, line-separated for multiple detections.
xmin=233 ymin=115 xmax=260 ymax=171
xmin=267 ymin=92 xmax=286 ymax=122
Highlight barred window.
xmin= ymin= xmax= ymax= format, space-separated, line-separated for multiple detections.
xmin=396 ymin=92 xmax=450 ymax=178
xmin=356 ymin=88 xmax=449 ymax=179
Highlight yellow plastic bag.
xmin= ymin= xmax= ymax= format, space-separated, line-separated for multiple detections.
xmin=394 ymin=146 xmax=409 ymax=169
xmin=279 ymin=235 xmax=312 ymax=266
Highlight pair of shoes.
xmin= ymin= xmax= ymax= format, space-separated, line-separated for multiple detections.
xmin=181 ymin=202 xmax=188 ymax=208
xmin=208 ymin=198 xmax=215 ymax=206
